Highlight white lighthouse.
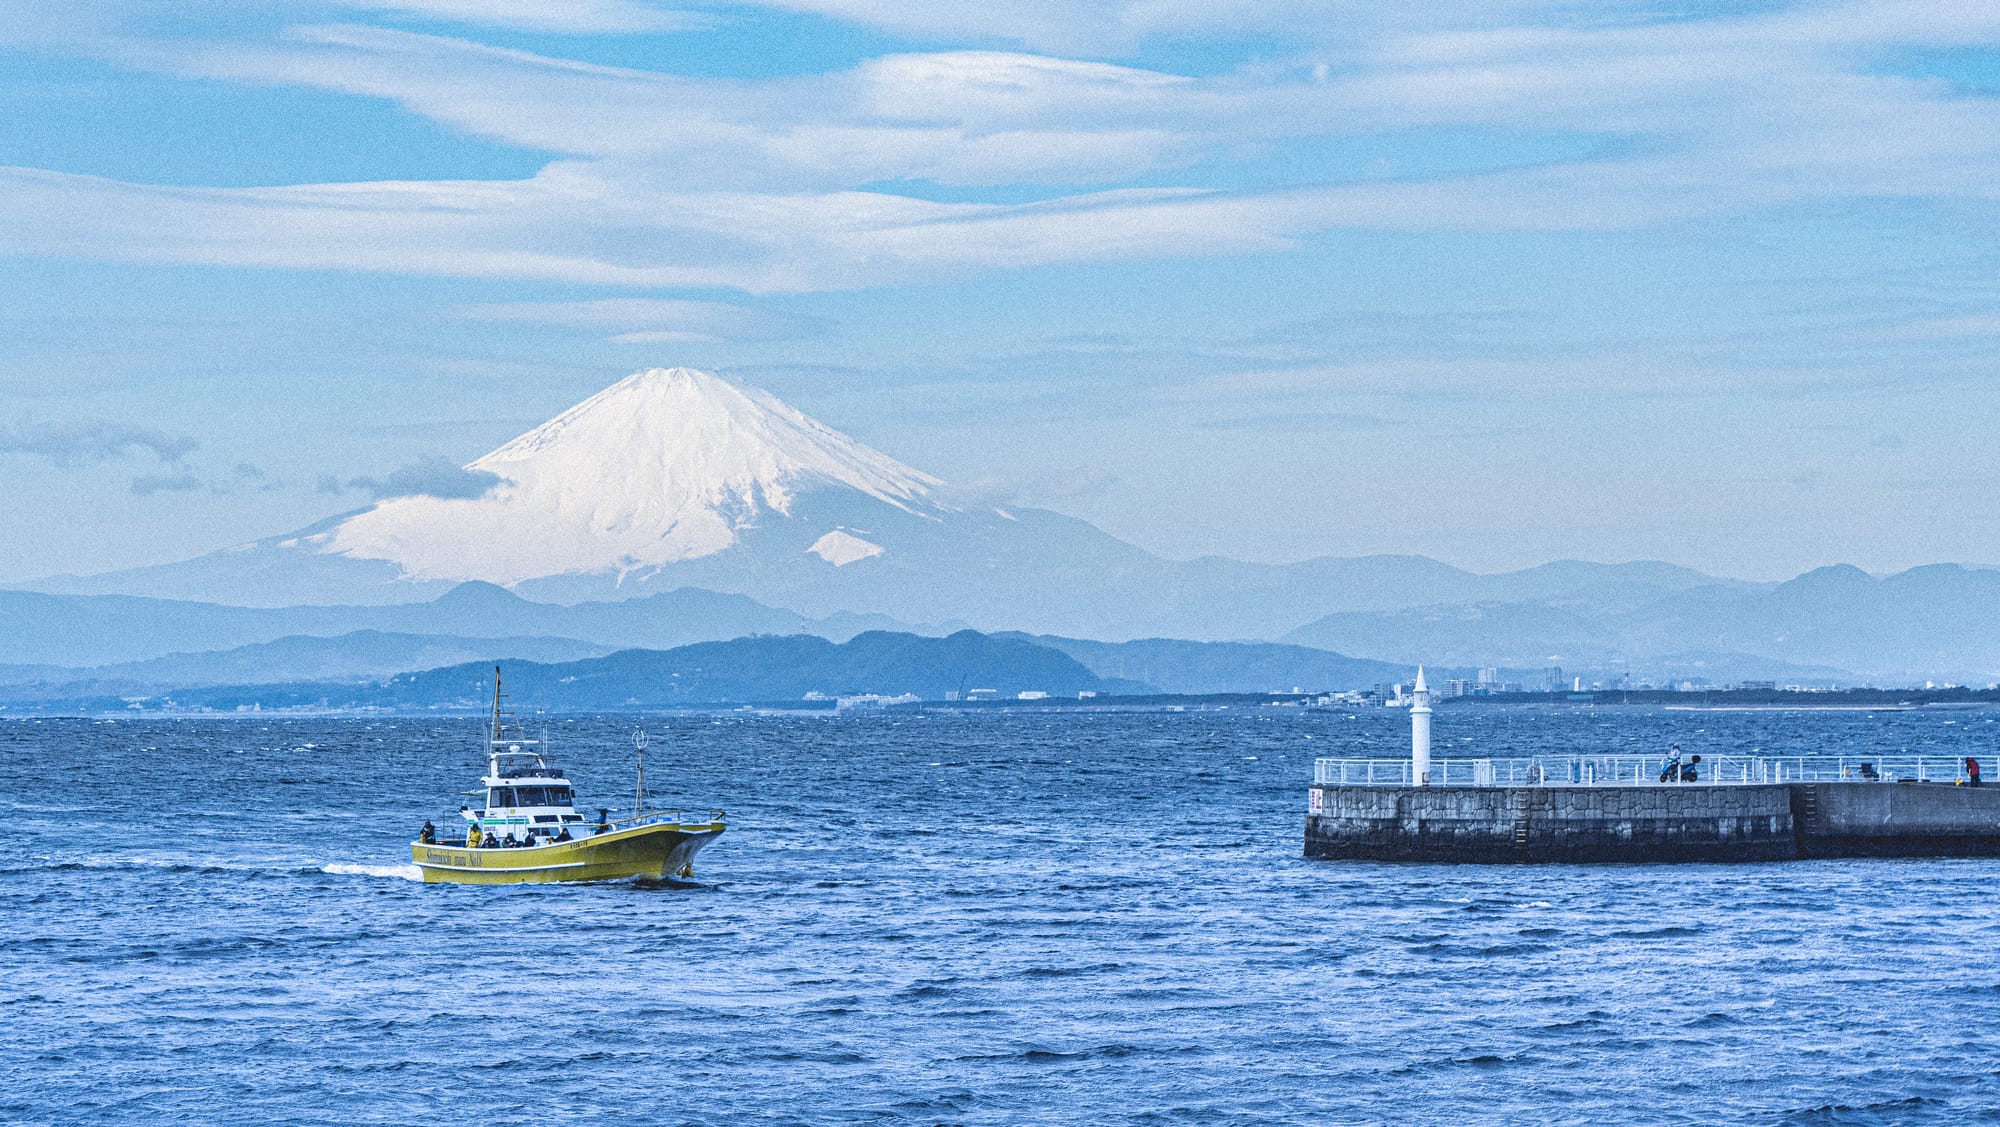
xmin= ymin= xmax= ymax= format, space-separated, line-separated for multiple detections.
xmin=1411 ymin=666 xmax=1433 ymax=786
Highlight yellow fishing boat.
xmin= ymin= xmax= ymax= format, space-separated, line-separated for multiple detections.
xmin=411 ymin=669 xmax=724 ymax=885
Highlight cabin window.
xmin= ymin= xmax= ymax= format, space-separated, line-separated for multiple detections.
xmin=489 ymin=787 xmax=515 ymax=808
xmin=548 ymin=787 xmax=573 ymax=807
xmin=522 ymin=786 xmax=553 ymax=806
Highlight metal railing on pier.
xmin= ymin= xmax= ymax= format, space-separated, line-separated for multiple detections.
xmin=1312 ymin=756 xmax=1976 ymax=788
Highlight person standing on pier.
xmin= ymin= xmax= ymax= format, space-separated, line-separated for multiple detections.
xmin=1968 ymin=757 xmax=1983 ymax=787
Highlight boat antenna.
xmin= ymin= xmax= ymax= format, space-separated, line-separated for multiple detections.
xmin=633 ymin=726 xmax=648 ymax=820
xmin=489 ymin=666 xmax=503 ymax=750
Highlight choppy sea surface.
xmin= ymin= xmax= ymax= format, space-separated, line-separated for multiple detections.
xmin=7 ymin=705 xmax=2000 ymax=1125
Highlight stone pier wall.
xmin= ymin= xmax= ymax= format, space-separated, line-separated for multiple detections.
xmin=1793 ymin=782 xmax=2000 ymax=857
xmin=1306 ymin=781 xmax=2000 ymax=862
xmin=1305 ymin=783 xmax=1796 ymax=863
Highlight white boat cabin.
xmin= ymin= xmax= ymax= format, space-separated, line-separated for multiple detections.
xmin=461 ymin=741 xmax=598 ymax=846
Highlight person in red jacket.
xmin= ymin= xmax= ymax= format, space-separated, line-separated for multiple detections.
xmin=1968 ymin=757 xmax=1983 ymax=788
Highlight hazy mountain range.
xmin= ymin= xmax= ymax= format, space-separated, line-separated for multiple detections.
xmin=2 ymin=632 xmax=1157 ymax=714
xmin=10 ymin=367 xmax=1998 ymax=691
xmin=1283 ymin=563 xmax=2000 ymax=684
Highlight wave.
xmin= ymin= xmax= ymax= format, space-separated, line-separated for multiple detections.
xmin=45 ymin=854 xmax=280 ymax=876
xmin=18 ymin=854 xmax=427 ymax=886
xmin=322 ymin=862 xmax=421 ymax=881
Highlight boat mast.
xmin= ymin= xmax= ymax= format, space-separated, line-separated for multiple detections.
xmin=489 ymin=666 xmax=503 ymax=756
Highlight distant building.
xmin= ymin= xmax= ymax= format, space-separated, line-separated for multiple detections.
xmin=1738 ymin=680 xmax=1776 ymax=691
xmin=1477 ymin=666 xmax=1499 ymax=687
xmin=965 ymin=688 xmax=1000 ymax=701
xmin=1544 ymin=666 xmax=1565 ymax=691
xmin=1017 ymin=690 xmax=1049 ymax=700
xmin=1077 ymin=690 xmax=1098 ymax=699
xmin=835 ymin=693 xmax=920 ymax=711
xmin=1442 ymin=678 xmax=1473 ymax=699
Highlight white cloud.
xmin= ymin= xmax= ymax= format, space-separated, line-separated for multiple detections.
xmin=333 ymin=0 xmax=700 ymax=34
xmin=6 ymin=136 xmax=1998 ymax=293
xmin=0 ymin=421 xmax=198 ymax=465
xmin=457 ymin=297 xmax=812 ymax=340
xmin=728 ymin=0 xmax=1563 ymax=56
xmin=178 ymin=28 xmax=1277 ymax=187
xmin=0 ymin=161 xmax=1362 ymax=291
xmin=0 ymin=0 xmax=700 ymax=43
xmin=346 ymin=456 xmax=505 ymax=499
xmin=130 ymin=471 xmax=205 ymax=496
xmin=9 ymin=1 xmax=2000 ymax=291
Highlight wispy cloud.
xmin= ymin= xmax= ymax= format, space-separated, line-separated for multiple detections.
xmin=0 ymin=166 xmax=1306 ymax=291
xmin=9 ymin=2 xmax=2000 ymax=291
xmin=724 ymin=0 xmax=1561 ymax=56
xmin=344 ymin=456 xmax=506 ymax=500
xmin=457 ymin=297 xmax=812 ymax=341
xmin=179 ymin=28 xmax=1243 ymax=187
xmin=129 ymin=471 xmax=204 ymax=496
xmin=333 ymin=0 xmax=700 ymax=34
xmin=0 ymin=421 xmax=198 ymax=466
xmin=1192 ymin=410 xmax=1400 ymax=433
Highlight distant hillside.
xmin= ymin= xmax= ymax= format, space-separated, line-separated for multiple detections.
xmin=1282 ymin=564 xmax=2000 ymax=684
xmin=17 ymin=555 xmax=2000 ymax=687
xmin=0 ymin=631 xmax=613 ymax=689
xmin=0 ymin=583 xmax=922 ymax=668
xmin=1284 ymin=603 xmax=1624 ymax=670
xmin=7 ymin=631 xmax=1154 ymax=713
xmin=1003 ymin=634 xmax=1413 ymax=694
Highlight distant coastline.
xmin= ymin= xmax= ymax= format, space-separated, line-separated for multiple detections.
xmin=1449 ymin=687 xmax=1999 ymax=709
xmin=9 ymin=685 xmax=1997 ymax=720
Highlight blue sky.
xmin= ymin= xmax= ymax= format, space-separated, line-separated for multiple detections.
xmin=4 ymin=0 xmax=2000 ymax=584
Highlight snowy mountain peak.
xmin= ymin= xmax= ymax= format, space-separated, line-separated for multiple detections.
xmin=324 ymin=367 xmax=942 ymax=584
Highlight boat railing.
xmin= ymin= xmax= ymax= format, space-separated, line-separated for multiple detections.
xmin=601 ymin=809 xmax=728 ymax=832
xmin=495 ymin=766 xmax=565 ymax=780
xmin=1312 ymin=755 xmax=1976 ymax=788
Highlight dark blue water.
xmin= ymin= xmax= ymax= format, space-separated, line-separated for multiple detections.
xmin=7 ymin=706 xmax=2000 ymax=1125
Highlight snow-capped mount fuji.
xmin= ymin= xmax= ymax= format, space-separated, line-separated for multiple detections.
xmin=29 ymin=367 xmax=1176 ymax=633
xmin=327 ymin=368 xmax=943 ymax=585
xmin=25 ymin=366 xmax=1765 ymax=646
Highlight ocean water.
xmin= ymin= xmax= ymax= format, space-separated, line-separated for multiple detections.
xmin=7 ymin=705 xmax=2000 ymax=1125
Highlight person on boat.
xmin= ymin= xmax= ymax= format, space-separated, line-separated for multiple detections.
xmin=418 ymin=821 xmax=436 ymax=845
xmin=467 ymin=822 xmax=482 ymax=848
xmin=597 ymin=810 xmax=612 ymax=835
xmin=555 ymin=827 xmax=573 ymax=843
xmin=482 ymin=831 xmax=500 ymax=848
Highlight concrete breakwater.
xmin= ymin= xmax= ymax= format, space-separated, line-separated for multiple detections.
xmin=1305 ymin=781 xmax=2000 ymax=863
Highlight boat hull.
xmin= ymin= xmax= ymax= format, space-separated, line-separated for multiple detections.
xmin=411 ymin=820 xmax=723 ymax=885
